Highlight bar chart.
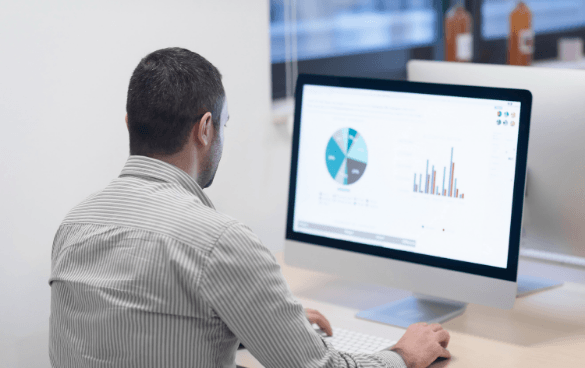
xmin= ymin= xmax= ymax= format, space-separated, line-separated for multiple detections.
xmin=413 ymin=148 xmax=464 ymax=199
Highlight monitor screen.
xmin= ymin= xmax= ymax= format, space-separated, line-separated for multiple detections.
xmin=287 ymin=75 xmax=531 ymax=279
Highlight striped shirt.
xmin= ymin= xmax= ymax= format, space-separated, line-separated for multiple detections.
xmin=49 ymin=155 xmax=406 ymax=368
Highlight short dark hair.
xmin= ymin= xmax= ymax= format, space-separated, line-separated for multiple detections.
xmin=126 ymin=47 xmax=225 ymax=156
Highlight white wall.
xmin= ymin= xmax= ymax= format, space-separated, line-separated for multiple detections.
xmin=0 ymin=1 xmax=292 ymax=366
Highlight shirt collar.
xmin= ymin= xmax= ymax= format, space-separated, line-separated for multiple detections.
xmin=119 ymin=155 xmax=215 ymax=209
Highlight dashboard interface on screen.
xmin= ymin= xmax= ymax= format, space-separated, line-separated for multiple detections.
xmin=292 ymin=84 xmax=522 ymax=269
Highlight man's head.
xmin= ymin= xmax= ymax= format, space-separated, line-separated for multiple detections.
xmin=126 ymin=47 xmax=228 ymax=188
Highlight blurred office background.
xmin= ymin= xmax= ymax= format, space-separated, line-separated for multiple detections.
xmin=1 ymin=1 xmax=585 ymax=367
xmin=271 ymin=0 xmax=585 ymax=98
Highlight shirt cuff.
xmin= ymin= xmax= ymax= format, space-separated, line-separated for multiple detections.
xmin=373 ymin=350 xmax=407 ymax=368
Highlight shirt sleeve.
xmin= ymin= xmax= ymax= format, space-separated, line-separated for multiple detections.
xmin=199 ymin=222 xmax=407 ymax=368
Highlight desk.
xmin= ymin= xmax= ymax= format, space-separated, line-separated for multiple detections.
xmin=236 ymin=252 xmax=585 ymax=367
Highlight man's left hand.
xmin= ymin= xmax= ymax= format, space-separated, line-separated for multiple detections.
xmin=305 ymin=308 xmax=333 ymax=336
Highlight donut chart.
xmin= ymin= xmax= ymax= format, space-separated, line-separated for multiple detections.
xmin=325 ymin=128 xmax=368 ymax=185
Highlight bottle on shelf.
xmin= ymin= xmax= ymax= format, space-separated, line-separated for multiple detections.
xmin=508 ymin=1 xmax=534 ymax=66
xmin=445 ymin=0 xmax=473 ymax=62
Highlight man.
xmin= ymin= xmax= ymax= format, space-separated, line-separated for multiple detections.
xmin=49 ymin=47 xmax=450 ymax=368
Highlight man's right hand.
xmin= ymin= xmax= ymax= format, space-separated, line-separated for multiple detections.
xmin=390 ymin=322 xmax=451 ymax=368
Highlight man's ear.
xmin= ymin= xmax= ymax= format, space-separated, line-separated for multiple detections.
xmin=196 ymin=112 xmax=213 ymax=146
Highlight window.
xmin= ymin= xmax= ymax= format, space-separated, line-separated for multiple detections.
xmin=474 ymin=0 xmax=585 ymax=63
xmin=482 ymin=0 xmax=585 ymax=39
xmin=270 ymin=0 xmax=441 ymax=98
xmin=270 ymin=0 xmax=437 ymax=63
xmin=270 ymin=1 xmax=585 ymax=98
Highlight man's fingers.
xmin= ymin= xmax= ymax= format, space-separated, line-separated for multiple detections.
xmin=429 ymin=323 xmax=442 ymax=332
xmin=306 ymin=309 xmax=333 ymax=336
xmin=314 ymin=314 xmax=333 ymax=336
xmin=439 ymin=347 xmax=451 ymax=359
xmin=436 ymin=329 xmax=450 ymax=348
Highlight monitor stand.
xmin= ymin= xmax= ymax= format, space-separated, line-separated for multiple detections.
xmin=356 ymin=276 xmax=563 ymax=328
xmin=516 ymin=274 xmax=563 ymax=297
xmin=356 ymin=294 xmax=467 ymax=329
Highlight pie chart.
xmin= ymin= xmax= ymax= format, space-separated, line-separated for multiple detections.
xmin=326 ymin=128 xmax=368 ymax=185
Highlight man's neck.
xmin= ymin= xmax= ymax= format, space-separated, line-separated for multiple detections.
xmin=149 ymin=149 xmax=199 ymax=183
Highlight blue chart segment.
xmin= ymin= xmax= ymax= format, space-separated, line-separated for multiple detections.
xmin=326 ymin=128 xmax=368 ymax=185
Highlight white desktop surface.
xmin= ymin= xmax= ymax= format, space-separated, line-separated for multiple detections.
xmin=236 ymin=252 xmax=585 ymax=367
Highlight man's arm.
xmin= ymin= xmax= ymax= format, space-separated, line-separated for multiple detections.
xmin=199 ymin=222 xmax=407 ymax=368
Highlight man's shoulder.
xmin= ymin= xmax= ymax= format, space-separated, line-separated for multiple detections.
xmin=211 ymin=220 xmax=270 ymax=258
xmin=61 ymin=179 xmax=239 ymax=251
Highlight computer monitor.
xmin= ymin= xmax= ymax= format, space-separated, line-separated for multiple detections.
xmin=284 ymin=74 xmax=532 ymax=327
xmin=407 ymin=60 xmax=585 ymax=265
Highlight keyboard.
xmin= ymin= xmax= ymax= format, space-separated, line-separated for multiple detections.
xmin=316 ymin=327 xmax=397 ymax=355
